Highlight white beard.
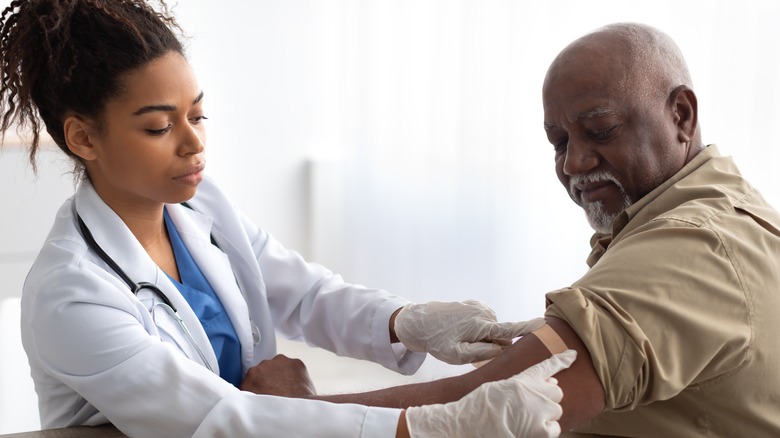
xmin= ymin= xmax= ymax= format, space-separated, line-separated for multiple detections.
xmin=570 ymin=170 xmax=632 ymax=234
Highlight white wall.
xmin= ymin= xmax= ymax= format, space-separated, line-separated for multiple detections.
xmin=0 ymin=148 xmax=73 ymax=433
xmin=171 ymin=0 xmax=780 ymax=324
xmin=0 ymin=148 xmax=74 ymax=301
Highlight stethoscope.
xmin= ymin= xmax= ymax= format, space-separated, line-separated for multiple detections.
xmin=77 ymin=214 xmax=214 ymax=372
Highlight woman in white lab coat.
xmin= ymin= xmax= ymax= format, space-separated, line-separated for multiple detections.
xmin=1 ymin=0 xmax=574 ymax=436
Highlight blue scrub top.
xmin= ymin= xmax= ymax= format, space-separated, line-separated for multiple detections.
xmin=163 ymin=209 xmax=243 ymax=387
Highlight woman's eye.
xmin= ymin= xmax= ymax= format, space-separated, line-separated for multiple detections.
xmin=189 ymin=115 xmax=209 ymax=124
xmin=145 ymin=124 xmax=172 ymax=135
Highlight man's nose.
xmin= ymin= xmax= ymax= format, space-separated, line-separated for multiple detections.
xmin=563 ymin=140 xmax=598 ymax=176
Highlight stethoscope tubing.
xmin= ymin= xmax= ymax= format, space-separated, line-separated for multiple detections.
xmin=76 ymin=213 xmax=214 ymax=372
xmin=77 ymin=215 xmax=178 ymax=310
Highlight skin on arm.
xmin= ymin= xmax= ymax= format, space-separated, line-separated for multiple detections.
xmin=389 ymin=306 xmax=402 ymax=343
xmin=319 ymin=316 xmax=606 ymax=433
xmin=478 ymin=316 xmax=605 ymax=430
xmin=396 ymin=412 xmax=410 ymax=438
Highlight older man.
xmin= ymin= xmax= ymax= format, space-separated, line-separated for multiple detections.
xmin=255 ymin=23 xmax=780 ymax=437
xmin=532 ymin=22 xmax=780 ymax=436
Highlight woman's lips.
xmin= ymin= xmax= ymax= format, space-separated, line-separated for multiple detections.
xmin=173 ymin=164 xmax=205 ymax=186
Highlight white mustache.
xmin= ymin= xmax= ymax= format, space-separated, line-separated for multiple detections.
xmin=569 ymin=170 xmax=624 ymax=199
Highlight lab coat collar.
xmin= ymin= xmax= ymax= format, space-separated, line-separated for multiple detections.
xmin=73 ymin=180 xmax=160 ymax=286
xmin=165 ymin=204 xmax=255 ymax=372
xmin=73 ymin=180 xmax=220 ymax=373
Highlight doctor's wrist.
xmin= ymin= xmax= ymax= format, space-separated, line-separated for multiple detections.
xmin=395 ymin=410 xmax=411 ymax=438
xmin=389 ymin=306 xmax=403 ymax=344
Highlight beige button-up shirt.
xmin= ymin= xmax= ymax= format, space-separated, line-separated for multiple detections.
xmin=545 ymin=145 xmax=780 ymax=437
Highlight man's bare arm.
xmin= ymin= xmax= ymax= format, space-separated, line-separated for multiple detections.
xmin=316 ymin=316 xmax=606 ymax=432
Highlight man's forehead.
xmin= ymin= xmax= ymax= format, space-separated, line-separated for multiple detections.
xmin=544 ymin=33 xmax=631 ymax=94
xmin=544 ymin=105 xmax=621 ymax=131
xmin=577 ymin=106 xmax=621 ymax=121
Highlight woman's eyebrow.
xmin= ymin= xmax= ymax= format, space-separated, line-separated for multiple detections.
xmin=132 ymin=91 xmax=205 ymax=116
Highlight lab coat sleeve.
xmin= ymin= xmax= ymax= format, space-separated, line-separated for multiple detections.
xmin=241 ymin=212 xmax=426 ymax=375
xmin=22 ymin=242 xmax=401 ymax=437
xmin=195 ymin=392 xmax=401 ymax=438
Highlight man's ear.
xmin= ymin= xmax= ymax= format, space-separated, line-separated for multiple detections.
xmin=63 ymin=115 xmax=99 ymax=161
xmin=669 ymin=85 xmax=698 ymax=143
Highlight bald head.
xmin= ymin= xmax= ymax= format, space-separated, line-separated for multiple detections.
xmin=543 ymin=23 xmax=703 ymax=233
xmin=546 ymin=23 xmax=693 ymax=106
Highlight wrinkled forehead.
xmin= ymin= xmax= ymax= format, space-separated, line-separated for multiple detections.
xmin=541 ymin=35 xmax=643 ymax=129
xmin=543 ymin=33 xmax=632 ymax=96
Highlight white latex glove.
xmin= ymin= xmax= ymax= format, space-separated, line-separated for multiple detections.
xmin=405 ymin=349 xmax=577 ymax=438
xmin=393 ymin=300 xmax=546 ymax=364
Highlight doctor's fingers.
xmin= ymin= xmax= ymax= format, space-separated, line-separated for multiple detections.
xmin=481 ymin=318 xmax=547 ymax=341
xmin=522 ymin=375 xmax=565 ymax=404
xmin=498 ymin=360 xmax=568 ymax=407
xmin=544 ymin=420 xmax=563 ymax=438
xmin=519 ymin=349 xmax=578 ymax=382
xmin=451 ymin=341 xmax=505 ymax=364
xmin=496 ymin=370 xmax=565 ymax=437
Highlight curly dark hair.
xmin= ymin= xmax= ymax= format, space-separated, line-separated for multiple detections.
xmin=0 ymin=0 xmax=184 ymax=173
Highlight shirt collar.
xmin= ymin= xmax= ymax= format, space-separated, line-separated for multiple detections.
xmin=586 ymin=144 xmax=720 ymax=266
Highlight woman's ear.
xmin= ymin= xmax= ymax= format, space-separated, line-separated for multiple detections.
xmin=669 ymin=85 xmax=698 ymax=143
xmin=63 ymin=115 xmax=99 ymax=161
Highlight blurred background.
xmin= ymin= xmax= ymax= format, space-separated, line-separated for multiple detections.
xmin=1 ymin=0 xmax=779 ymax=432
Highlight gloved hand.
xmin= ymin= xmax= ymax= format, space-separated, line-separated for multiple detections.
xmin=393 ymin=300 xmax=546 ymax=364
xmin=405 ymin=349 xmax=577 ymax=438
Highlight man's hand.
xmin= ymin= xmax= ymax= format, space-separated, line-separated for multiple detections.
xmin=239 ymin=354 xmax=317 ymax=398
xmin=403 ymin=350 xmax=577 ymax=438
xmin=393 ymin=300 xmax=546 ymax=364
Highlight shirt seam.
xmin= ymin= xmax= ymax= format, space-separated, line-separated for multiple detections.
xmin=646 ymin=216 xmax=753 ymax=386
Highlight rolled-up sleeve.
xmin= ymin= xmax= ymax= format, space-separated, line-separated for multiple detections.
xmin=545 ymin=220 xmax=751 ymax=411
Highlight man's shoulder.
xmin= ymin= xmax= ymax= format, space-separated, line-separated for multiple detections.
xmin=648 ymin=150 xmax=776 ymax=229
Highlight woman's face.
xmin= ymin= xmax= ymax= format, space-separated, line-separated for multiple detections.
xmin=84 ymin=52 xmax=207 ymax=213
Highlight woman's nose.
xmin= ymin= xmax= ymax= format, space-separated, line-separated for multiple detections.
xmin=179 ymin=123 xmax=205 ymax=156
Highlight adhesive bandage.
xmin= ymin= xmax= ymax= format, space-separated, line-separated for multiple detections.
xmin=471 ymin=323 xmax=568 ymax=368
xmin=531 ymin=324 xmax=568 ymax=355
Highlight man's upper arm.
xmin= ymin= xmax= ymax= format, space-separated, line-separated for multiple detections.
xmin=313 ymin=316 xmax=605 ymax=432
xmin=469 ymin=316 xmax=605 ymax=431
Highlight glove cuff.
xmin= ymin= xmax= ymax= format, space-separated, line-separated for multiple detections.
xmin=393 ymin=304 xmax=428 ymax=352
xmin=405 ymin=404 xmax=459 ymax=438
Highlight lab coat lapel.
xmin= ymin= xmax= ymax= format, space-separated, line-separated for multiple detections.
xmin=74 ymin=181 xmax=160 ymax=287
xmin=73 ymin=181 xmax=220 ymax=373
xmin=166 ymin=204 xmax=255 ymax=372
xmin=184 ymin=178 xmax=276 ymax=362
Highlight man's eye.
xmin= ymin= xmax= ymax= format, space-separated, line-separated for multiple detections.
xmin=592 ymin=126 xmax=617 ymax=141
xmin=552 ymin=138 xmax=568 ymax=153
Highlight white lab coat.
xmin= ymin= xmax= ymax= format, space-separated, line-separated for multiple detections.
xmin=20 ymin=177 xmax=425 ymax=437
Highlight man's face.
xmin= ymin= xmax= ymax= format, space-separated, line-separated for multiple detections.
xmin=542 ymin=40 xmax=686 ymax=233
